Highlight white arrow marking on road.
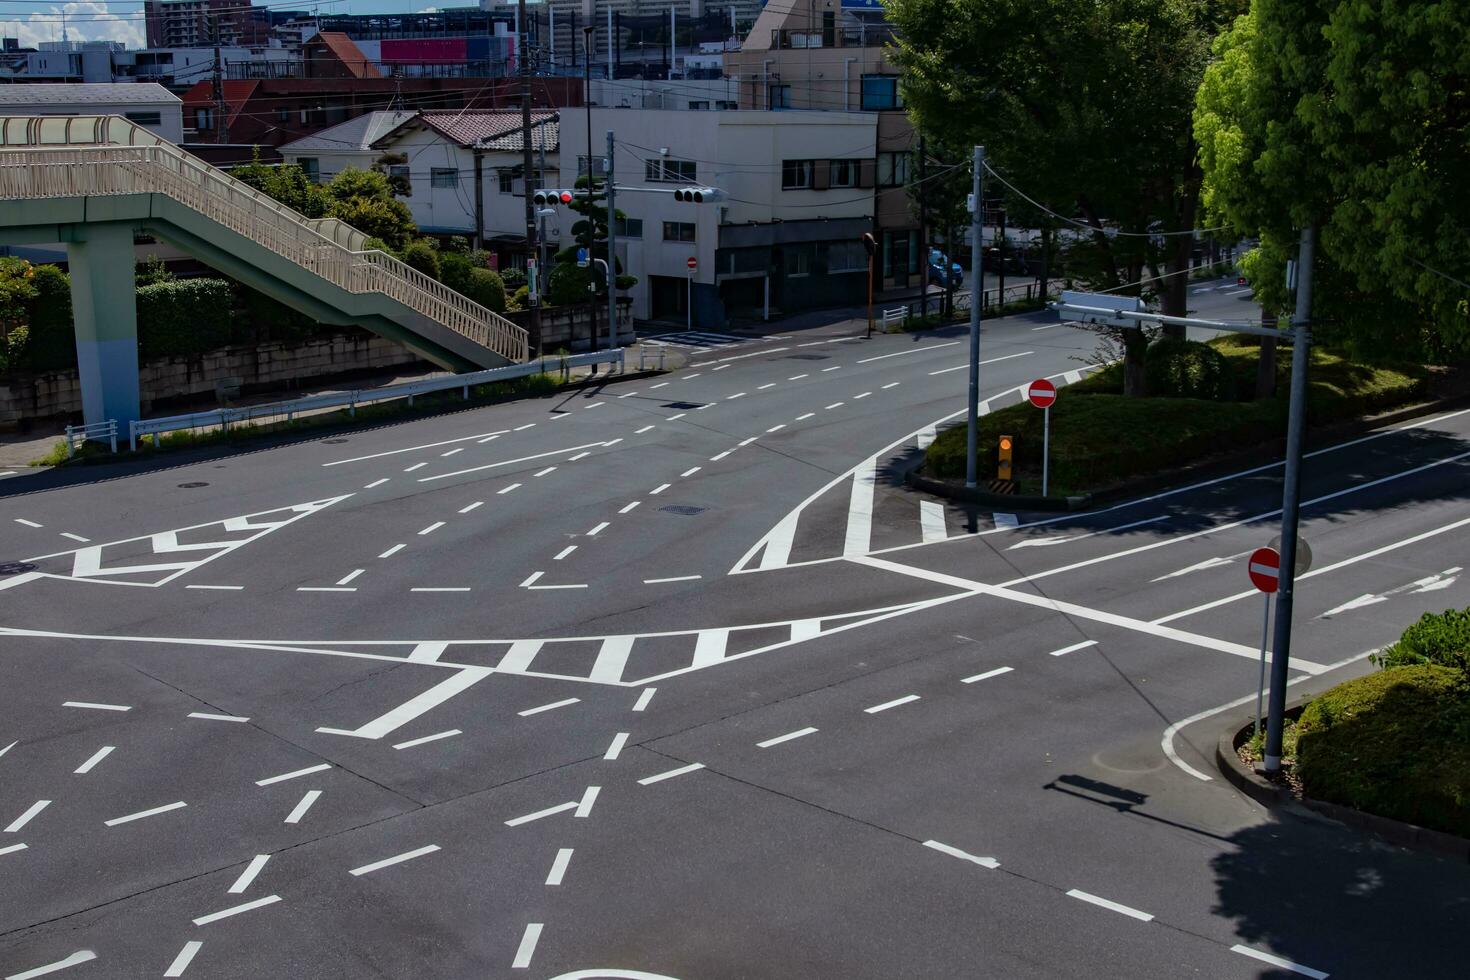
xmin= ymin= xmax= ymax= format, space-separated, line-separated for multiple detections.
xmin=1008 ymin=515 xmax=1168 ymax=550
xmin=1320 ymin=594 xmax=1389 ymax=618
xmin=1150 ymin=553 xmax=1247 ymax=582
xmin=1410 ymin=566 xmax=1462 ymax=593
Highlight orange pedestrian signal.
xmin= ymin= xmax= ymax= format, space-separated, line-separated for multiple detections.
xmin=997 ymin=434 xmax=1014 ymax=481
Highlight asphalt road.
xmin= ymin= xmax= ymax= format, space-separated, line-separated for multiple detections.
xmin=2 ymin=277 xmax=1468 ymax=980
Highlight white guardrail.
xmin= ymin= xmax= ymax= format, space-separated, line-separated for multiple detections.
xmin=65 ymin=419 xmax=118 ymax=456
xmin=128 ymin=349 xmax=624 ymax=451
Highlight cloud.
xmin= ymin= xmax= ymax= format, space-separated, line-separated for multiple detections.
xmin=10 ymin=2 xmax=146 ymax=50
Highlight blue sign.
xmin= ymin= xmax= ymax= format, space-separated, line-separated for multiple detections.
xmin=840 ymin=0 xmax=886 ymax=8
xmin=576 ymin=247 xmax=588 ymax=268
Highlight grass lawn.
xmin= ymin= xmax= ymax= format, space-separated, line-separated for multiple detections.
xmin=924 ymin=339 xmax=1428 ymax=496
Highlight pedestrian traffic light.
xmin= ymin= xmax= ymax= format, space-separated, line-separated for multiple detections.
xmin=997 ymin=434 xmax=1013 ymax=481
xmin=533 ymin=188 xmax=575 ymax=207
xmin=674 ymin=186 xmax=725 ymax=203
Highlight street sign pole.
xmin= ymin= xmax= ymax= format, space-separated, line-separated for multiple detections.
xmin=1256 ymin=591 xmax=1272 ymax=737
xmin=686 ymin=255 xmax=697 ymax=333
xmin=606 ymin=130 xmax=617 ymax=357
xmin=1042 ymin=405 xmax=1050 ymax=497
xmin=1026 ymin=378 xmax=1057 ymax=496
xmin=1247 ymin=545 xmax=1282 ymax=739
xmin=965 ymin=145 xmax=985 ymax=489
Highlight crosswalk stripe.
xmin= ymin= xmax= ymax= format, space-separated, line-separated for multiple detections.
xmin=692 ymin=629 xmax=729 ymax=667
xmin=920 ymin=501 xmax=948 ymax=543
xmin=589 ymin=636 xmax=634 ymax=683
xmin=497 ymin=640 xmax=542 ymax=672
xmin=843 ymin=457 xmax=878 ymax=557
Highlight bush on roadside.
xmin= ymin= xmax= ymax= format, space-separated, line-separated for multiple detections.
xmin=21 ymin=264 xmax=75 ymax=372
xmin=1145 ymin=338 xmax=1233 ymax=400
xmin=400 ymin=239 xmax=441 ymax=282
xmin=464 ymin=267 xmax=507 ymax=314
xmin=1376 ymin=608 xmax=1470 ymax=678
xmin=137 ymin=278 xmax=237 ymax=358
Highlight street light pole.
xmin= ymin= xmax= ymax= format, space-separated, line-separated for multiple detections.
xmin=606 ymin=128 xmax=617 ymax=354
xmin=1263 ymin=225 xmax=1315 ymax=772
xmin=583 ymin=26 xmax=596 ymax=354
xmin=862 ymin=232 xmax=877 ymax=338
xmin=965 ymin=145 xmax=985 ymax=489
xmin=518 ymin=0 xmax=542 ymax=357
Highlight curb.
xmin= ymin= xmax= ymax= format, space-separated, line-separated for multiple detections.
xmin=1215 ymin=709 xmax=1470 ymax=864
xmin=903 ymin=469 xmax=1092 ymax=511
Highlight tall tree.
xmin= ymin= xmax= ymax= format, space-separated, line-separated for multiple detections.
xmin=889 ymin=0 xmax=1243 ymax=394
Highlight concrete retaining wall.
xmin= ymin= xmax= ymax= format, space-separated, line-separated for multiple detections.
xmin=508 ymin=299 xmax=635 ymax=353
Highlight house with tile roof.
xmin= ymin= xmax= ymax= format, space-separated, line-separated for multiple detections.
xmin=279 ymin=110 xmax=418 ymax=182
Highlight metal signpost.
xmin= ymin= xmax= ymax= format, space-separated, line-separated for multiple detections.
xmin=687 ymin=255 xmax=697 ymax=332
xmin=1247 ymin=546 xmax=1281 ymax=738
xmin=1027 ymin=378 xmax=1057 ymax=496
xmin=965 ymin=145 xmax=985 ymax=489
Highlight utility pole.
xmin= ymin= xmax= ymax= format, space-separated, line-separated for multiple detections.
xmin=1263 ymin=225 xmax=1315 ymax=772
xmin=965 ymin=145 xmax=985 ymax=488
xmin=518 ymin=0 xmax=542 ymax=356
xmin=211 ymin=11 xmax=226 ymax=143
xmin=918 ymin=134 xmax=929 ymax=320
xmin=584 ymin=25 xmax=597 ymax=354
xmin=606 ymin=129 xmax=617 ymax=353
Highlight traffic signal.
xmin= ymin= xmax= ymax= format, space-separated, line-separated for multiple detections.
xmin=674 ymin=186 xmax=725 ymax=203
xmin=533 ymin=188 xmax=576 ymax=207
xmin=997 ymin=434 xmax=1014 ymax=481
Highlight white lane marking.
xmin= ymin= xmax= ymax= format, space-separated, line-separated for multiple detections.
xmin=283 ymin=789 xmax=322 ymax=824
xmin=528 ymin=583 xmax=589 ymax=590
xmin=854 ymin=392 xmax=872 ymax=400
xmin=163 ymin=941 xmax=202 ymax=977
xmin=619 ymin=501 xmax=641 ymax=514
xmin=403 ymin=463 xmax=428 ymax=473
xmin=1008 ymin=514 xmax=1169 ymax=549
xmin=506 ymin=801 xmax=577 ymax=827
xmin=635 ymin=425 xmax=656 ymax=434
xmin=1031 ymin=323 xmax=1059 ymax=331
xmin=1225 ymin=287 xmax=1254 ymax=297
xmin=789 ymin=374 xmax=809 ymax=381
xmin=378 ymin=544 xmax=406 ymax=558
xmin=1049 ymin=640 xmax=1099 ymax=658
xmin=1230 ymin=945 xmax=1329 ymax=979
xmin=73 ymin=746 xmax=114 ymax=774
xmin=923 ymin=839 xmax=1000 ymax=869
xmin=315 ymin=667 xmax=491 ymax=740
xmin=618 ymin=391 xmax=639 ymax=398
xmin=666 ymin=412 xmax=685 ymax=421
xmin=822 ymin=366 xmax=842 ymax=373
xmin=0 ymin=740 xmax=14 ymax=760
xmin=858 ymin=341 xmax=961 ymax=363
xmin=549 ymin=413 xmax=570 ymax=420
xmin=739 ymin=436 xmax=757 ymax=447
xmin=336 ymin=569 xmax=365 ymax=586
xmin=104 ymin=800 xmax=187 ymax=827
xmin=843 ymin=456 xmax=879 ymax=557
xmin=917 ymin=425 xmax=937 ymax=450
xmin=632 ymin=687 xmax=656 ymax=711
xmin=1150 ymin=554 xmax=1239 ymax=582
xmin=825 ymin=402 xmax=845 ymax=410
xmin=188 ymin=712 xmax=248 ymax=723
xmin=920 ymin=500 xmax=948 ymax=543
xmin=63 ymin=701 xmax=130 ymax=712
xmin=459 ymin=502 xmax=484 ymax=514
xmin=1320 ymin=594 xmax=1387 ymax=618
xmin=650 ymin=382 xmax=670 ymax=390
xmin=255 ymin=763 xmax=331 ymax=786
xmin=691 ymin=629 xmax=729 ymax=668
xmin=546 ymin=848 xmax=575 ymax=886
xmin=323 ymin=430 xmax=510 ymax=466
xmin=554 ymin=546 xmax=578 ymax=560
xmin=574 ymin=785 xmax=600 ymax=818
xmin=757 ymin=727 xmax=818 ymax=749
xmin=441 ymin=448 xmax=464 ymax=458
xmin=865 ymin=694 xmax=920 ymax=714
xmin=929 ymin=351 xmax=1034 ymax=375
xmin=520 ymin=571 xmax=544 ymax=587
xmin=193 ymin=895 xmax=281 ymax=926
xmin=644 ymin=575 xmax=702 ymax=584
xmin=6 ymin=950 xmax=97 ymax=978
xmin=685 ymin=373 xmax=703 ymax=379
xmin=681 ymin=467 xmax=701 ymax=478
xmin=710 ymin=451 xmax=731 ymax=461
xmin=297 ymin=587 xmax=356 ymax=592
xmin=993 ymin=512 xmax=1018 ymax=528
xmin=419 ymin=441 xmax=613 ymax=484
xmin=478 ymin=435 xmax=502 ymax=444
xmin=712 ymin=366 xmax=731 ymax=372
xmin=0 ymin=842 xmax=27 ymax=857
xmin=767 ymin=424 xmax=786 ymax=433
xmin=961 ymin=666 xmax=1014 ymax=684
xmin=1157 ymin=512 xmax=1470 ymax=625
xmin=759 ymin=383 xmax=777 ymax=390
xmin=499 ymin=483 xmax=523 ymax=494
xmin=520 ymin=698 xmax=581 ymax=717
xmin=5 ymin=800 xmax=50 ymax=833
xmin=185 ymin=585 xmax=244 ymax=590
xmin=418 ymin=522 xmax=445 ymax=535
xmin=883 ymin=382 xmax=901 ymax=389
xmin=591 ymin=636 xmax=635 ymax=683
xmin=535 ymin=466 xmax=557 ymax=478
xmin=349 ymin=845 xmax=440 ymax=877
xmin=13 ymin=519 xmax=42 ymax=528
xmin=393 ymin=729 xmax=461 ymax=750
xmin=639 ymin=762 xmax=704 ymax=785
xmin=1066 ymin=889 xmax=1154 ymax=922
xmin=757 ymin=510 xmax=800 ymax=570
xmin=855 ymin=556 xmax=1326 ymax=673
xmin=0 ymin=471 xmax=14 ymax=477
xmin=1064 ymin=370 xmax=1082 ymax=384
xmin=587 ymin=522 xmax=610 ymax=536
xmin=650 ymin=483 xmax=671 ymax=495
xmin=512 ymin=923 xmax=543 ymax=970
xmin=228 ymin=854 xmax=270 ymax=894
xmin=791 ymin=620 xmax=822 ymax=642
xmin=586 ymin=401 xmax=606 ymax=409
xmin=795 ymin=412 xmax=815 ymax=421
xmin=59 ymin=533 xmax=90 ymax=543
xmin=604 ymin=732 xmax=629 ymax=760
xmin=726 ymin=392 xmax=747 ymax=400
xmin=408 ymin=642 xmax=448 ymax=664
xmin=1161 ymin=648 xmax=1375 ymax=781
xmin=569 ymin=452 xmax=592 ymax=461
xmin=515 ymin=424 xmax=537 ymax=431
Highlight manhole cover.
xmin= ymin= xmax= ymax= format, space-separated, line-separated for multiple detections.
xmin=322 ymin=438 xmax=349 ymax=445
xmin=786 ymin=353 xmax=830 ymax=360
xmin=660 ymin=401 xmax=705 ymax=410
xmin=177 ymin=482 xmax=209 ymax=489
xmin=660 ymin=505 xmax=706 ymax=516
xmin=0 ymin=561 xmax=37 ymax=576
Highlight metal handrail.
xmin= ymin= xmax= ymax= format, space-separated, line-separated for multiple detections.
xmin=0 ymin=117 xmax=528 ymax=363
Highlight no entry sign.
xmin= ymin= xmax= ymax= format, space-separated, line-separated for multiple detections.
xmin=1027 ymin=378 xmax=1057 ymax=409
xmin=687 ymin=256 xmax=698 ymax=271
xmin=1248 ymin=547 xmax=1281 ymax=593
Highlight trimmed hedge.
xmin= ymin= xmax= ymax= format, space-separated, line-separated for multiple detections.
xmin=1144 ymin=338 xmax=1232 ymax=400
xmin=136 ymin=278 xmax=238 ymax=359
xmin=26 ymin=264 xmax=77 ymax=371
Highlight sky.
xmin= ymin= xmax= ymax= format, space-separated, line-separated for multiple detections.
xmin=0 ymin=1 xmax=474 ymax=51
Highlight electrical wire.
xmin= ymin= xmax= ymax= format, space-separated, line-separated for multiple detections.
xmin=981 ymin=160 xmax=1229 ymax=239
xmin=1410 ymin=257 xmax=1470 ymax=293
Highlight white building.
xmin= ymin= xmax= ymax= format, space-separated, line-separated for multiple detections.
xmin=279 ymin=110 xmax=418 ymax=182
xmin=0 ymin=83 xmax=184 ymax=142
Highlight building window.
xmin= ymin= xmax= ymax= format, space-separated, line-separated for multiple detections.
xmin=275 ymin=106 xmax=290 ymax=124
xmin=782 ymin=159 xmax=814 ymax=190
xmin=194 ymin=107 xmax=213 ymax=131
xmin=125 ymin=111 xmax=162 ymax=126
xmin=431 ymin=167 xmax=458 ymax=189
xmin=616 ymin=216 xmax=644 ymax=238
xmin=498 ymin=167 xmax=520 ymax=193
xmin=389 ymin=165 xmax=410 ymax=184
xmin=297 ymin=157 xmax=320 ymax=182
xmin=716 ymin=100 xmax=738 ymax=111
xmin=645 ymin=158 xmax=696 ymax=182
xmin=768 ymin=84 xmax=791 ymax=110
xmin=689 ymin=101 xmax=710 ymax=111
xmin=829 ymin=159 xmax=858 ymax=188
xmin=877 ymin=151 xmax=912 ymax=187
xmin=825 ymin=240 xmax=867 ymax=274
xmin=577 ymin=155 xmax=609 ymax=177
xmin=785 ymin=245 xmax=813 ymax=278
xmin=662 ymin=221 xmax=696 ymax=243
xmin=861 ymin=75 xmax=903 ymax=111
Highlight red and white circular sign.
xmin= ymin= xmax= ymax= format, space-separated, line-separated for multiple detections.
xmin=1248 ymin=547 xmax=1281 ymax=593
xmin=1027 ymin=378 xmax=1057 ymax=409
xmin=687 ymin=256 xmax=698 ymax=271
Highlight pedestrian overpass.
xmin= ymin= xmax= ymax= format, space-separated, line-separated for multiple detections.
xmin=0 ymin=115 xmax=528 ymax=428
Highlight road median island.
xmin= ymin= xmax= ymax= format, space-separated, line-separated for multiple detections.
xmin=1218 ymin=609 xmax=1470 ymax=863
xmin=916 ymin=336 xmax=1449 ymax=507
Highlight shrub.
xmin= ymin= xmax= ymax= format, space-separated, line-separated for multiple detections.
xmin=1144 ymin=338 xmax=1232 ymax=400
xmin=500 ymin=267 xmax=527 ymax=292
xmin=23 ymin=264 xmax=75 ymax=372
xmin=1377 ymin=608 xmax=1470 ymax=677
xmin=136 ymin=278 xmax=237 ymax=358
xmin=510 ymin=285 xmax=531 ymax=311
xmin=400 ymin=240 xmax=441 ymax=282
xmin=464 ymin=267 xmax=507 ymax=313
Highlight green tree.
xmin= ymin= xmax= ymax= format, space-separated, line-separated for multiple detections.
xmin=230 ymin=150 xmax=327 ymax=218
xmin=373 ymin=151 xmax=412 ymax=197
xmin=889 ymin=0 xmax=1244 ymax=394
xmin=324 ymin=168 xmax=417 ymax=249
xmin=400 ymin=240 xmax=441 ymax=281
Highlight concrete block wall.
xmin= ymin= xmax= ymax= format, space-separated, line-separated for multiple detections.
xmin=507 ymin=300 xmax=635 ymax=354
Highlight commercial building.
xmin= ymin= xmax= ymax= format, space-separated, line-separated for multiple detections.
xmin=143 ymin=0 xmax=270 ymax=49
xmin=0 ymin=83 xmax=184 ymax=142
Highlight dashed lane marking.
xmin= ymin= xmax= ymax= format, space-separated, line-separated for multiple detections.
xmin=961 ymin=666 xmax=1012 ymax=684
xmin=255 ymin=763 xmax=331 ymax=786
xmin=403 ymin=463 xmax=427 ymax=473
xmin=554 ymin=546 xmax=578 ymax=560
xmin=6 ymin=950 xmax=98 ymax=978
xmin=1048 ymin=640 xmax=1098 ymax=658
xmin=632 ymin=688 xmax=657 ymax=711
xmin=189 ymin=712 xmax=249 ymax=723
xmin=928 ymin=351 xmax=1034 ymax=376
xmin=441 ymin=448 xmax=463 ymax=458
xmin=322 ymin=430 xmax=511 ymax=466
xmin=13 ymin=519 xmax=42 ymax=528
xmin=364 ymin=479 xmax=390 ymax=489
xmin=163 ymin=941 xmax=202 ymax=977
xmin=73 ymin=746 xmax=114 ymax=775
xmin=1065 ymin=889 xmax=1154 ymax=922
xmin=349 ymin=845 xmax=440 ymax=877
xmin=644 ymin=575 xmax=701 ymax=584
xmin=1229 ymin=945 xmax=1329 ymax=979
xmin=535 ymin=467 xmax=557 ymax=477
xmin=283 ymin=790 xmax=321 ymax=824
xmin=459 ymin=502 xmax=483 ymax=514
xmin=857 ymin=342 xmax=960 ymax=363
xmin=757 ymin=727 xmax=818 ymax=748
xmin=379 ymin=544 xmax=406 ymax=558
xmin=4 ymin=800 xmax=50 ymax=833
xmin=59 ymin=533 xmax=89 ymax=543
xmin=681 ymin=467 xmax=701 ymax=478
xmin=519 ymin=698 xmax=580 ymax=717
xmin=63 ymin=701 xmax=130 ymax=712
xmin=498 ymin=483 xmax=522 ymax=494
xmin=604 ymin=733 xmax=629 ymax=760
xmin=546 ymin=849 xmax=574 ymax=886
xmin=587 ymin=522 xmax=610 ymax=536
xmin=512 ymin=923 xmax=543 ymax=970
xmin=336 ymin=570 xmax=364 ymax=586
xmin=620 ymin=501 xmax=641 ymax=514
xmin=922 ymin=839 xmax=1000 ymax=869
xmin=393 ymin=729 xmax=460 ymax=750
xmin=638 ymin=763 xmax=704 ymax=785
xmin=104 ymin=801 xmax=187 ymax=827
xmin=228 ymin=855 xmax=269 ymax=894
xmin=193 ymin=895 xmax=282 ymax=926
xmin=865 ymin=694 xmax=920 ymax=714
xmin=185 ymin=585 xmax=244 ymax=591
xmin=650 ymin=483 xmax=671 ymax=495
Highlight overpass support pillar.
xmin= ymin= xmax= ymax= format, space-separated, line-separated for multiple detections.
xmin=67 ymin=223 xmax=140 ymax=430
